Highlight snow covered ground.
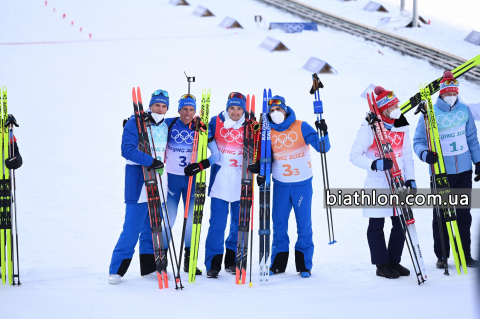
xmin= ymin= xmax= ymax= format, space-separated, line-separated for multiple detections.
xmin=0 ymin=0 xmax=479 ymax=318
xmin=299 ymin=0 xmax=480 ymax=60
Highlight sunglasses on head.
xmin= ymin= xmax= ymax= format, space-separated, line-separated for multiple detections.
xmin=152 ymin=89 xmax=169 ymax=98
xmin=444 ymin=79 xmax=459 ymax=86
xmin=228 ymin=92 xmax=246 ymax=101
xmin=179 ymin=94 xmax=196 ymax=101
xmin=268 ymin=99 xmax=283 ymax=106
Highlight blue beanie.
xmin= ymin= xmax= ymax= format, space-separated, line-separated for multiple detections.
xmin=150 ymin=94 xmax=169 ymax=110
xmin=226 ymin=97 xmax=247 ymax=113
xmin=178 ymin=97 xmax=196 ymax=112
xmin=268 ymin=95 xmax=288 ymax=113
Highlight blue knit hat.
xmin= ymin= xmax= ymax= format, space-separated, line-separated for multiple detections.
xmin=149 ymin=91 xmax=169 ymax=110
xmin=178 ymin=97 xmax=196 ymax=112
xmin=268 ymin=95 xmax=288 ymax=113
xmin=226 ymin=97 xmax=247 ymax=113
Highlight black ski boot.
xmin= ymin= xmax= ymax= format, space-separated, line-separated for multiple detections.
xmin=183 ymin=247 xmax=202 ymax=275
xmin=466 ymin=257 xmax=478 ymax=267
xmin=376 ymin=264 xmax=399 ymax=279
xmin=436 ymin=258 xmax=447 ymax=269
xmin=388 ymin=263 xmax=410 ymax=276
xmin=225 ymin=265 xmax=236 ymax=274
xmin=207 ymin=269 xmax=219 ymax=278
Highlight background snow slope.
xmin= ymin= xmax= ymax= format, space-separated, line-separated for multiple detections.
xmin=0 ymin=0 xmax=479 ymax=318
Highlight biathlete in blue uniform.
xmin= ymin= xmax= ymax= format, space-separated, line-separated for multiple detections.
xmin=413 ymin=71 xmax=479 ymax=269
xmin=108 ymin=89 xmax=169 ymax=285
xmin=163 ymin=93 xmax=220 ymax=275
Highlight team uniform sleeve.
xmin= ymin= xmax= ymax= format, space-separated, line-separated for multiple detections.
xmin=301 ymin=122 xmax=330 ymax=153
xmin=465 ymin=107 xmax=480 ymax=164
xmin=467 ymin=103 xmax=480 ymax=121
xmin=350 ymin=126 xmax=375 ymax=171
xmin=207 ymin=139 xmax=220 ymax=166
xmin=412 ymin=115 xmax=429 ymax=162
xmin=401 ymin=131 xmax=415 ymax=181
xmin=208 ymin=116 xmax=217 ymax=140
xmin=164 ymin=117 xmax=174 ymax=127
xmin=121 ymin=117 xmax=154 ymax=166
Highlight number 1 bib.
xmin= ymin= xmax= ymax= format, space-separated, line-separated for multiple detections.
xmin=435 ymin=103 xmax=469 ymax=156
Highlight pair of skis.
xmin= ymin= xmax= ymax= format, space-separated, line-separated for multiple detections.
xmin=0 ymin=87 xmax=20 ymax=286
xmin=366 ymin=92 xmax=427 ymax=285
xmin=132 ymin=87 xmax=182 ymax=289
xmin=415 ymin=85 xmax=467 ymax=275
xmin=236 ymin=94 xmax=258 ymax=285
xmin=258 ymin=89 xmax=272 ymax=285
xmin=189 ymin=89 xmax=210 ymax=283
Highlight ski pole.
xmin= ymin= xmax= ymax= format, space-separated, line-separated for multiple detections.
xmin=310 ymin=74 xmax=336 ymax=244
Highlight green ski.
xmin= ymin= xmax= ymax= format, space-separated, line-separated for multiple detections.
xmin=419 ymin=84 xmax=467 ymax=275
xmin=189 ymin=89 xmax=210 ymax=283
xmin=401 ymin=54 xmax=480 ymax=114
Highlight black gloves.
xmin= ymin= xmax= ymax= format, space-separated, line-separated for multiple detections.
xmin=5 ymin=156 xmax=22 ymax=170
xmin=5 ymin=115 xmax=19 ymax=127
xmin=404 ymin=179 xmax=417 ymax=195
xmin=371 ymin=158 xmax=393 ymax=172
xmin=184 ymin=159 xmax=210 ymax=177
xmin=421 ymin=151 xmax=438 ymax=164
xmin=315 ymin=119 xmax=328 ymax=135
xmin=149 ymin=158 xmax=164 ymax=175
xmin=247 ymin=162 xmax=260 ymax=174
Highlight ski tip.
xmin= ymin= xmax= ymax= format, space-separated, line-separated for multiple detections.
xmin=132 ymin=87 xmax=136 ymax=100
xmin=136 ymin=87 xmax=143 ymax=104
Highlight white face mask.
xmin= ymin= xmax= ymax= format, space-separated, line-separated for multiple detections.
xmin=389 ymin=108 xmax=401 ymax=119
xmin=151 ymin=113 xmax=165 ymax=124
xmin=271 ymin=111 xmax=285 ymax=124
xmin=443 ymin=96 xmax=457 ymax=107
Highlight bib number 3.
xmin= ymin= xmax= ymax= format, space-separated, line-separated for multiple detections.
xmin=282 ymin=164 xmax=300 ymax=176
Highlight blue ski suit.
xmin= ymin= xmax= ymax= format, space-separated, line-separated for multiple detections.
xmin=413 ymin=96 xmax=480 ymax=259
xmin=268 ymin=107 xmax=330 ymax=273
xmin=163 ymin=117 xmax=219 ymax=250
xmin=109 ymin=115 xmax=167 ymax=277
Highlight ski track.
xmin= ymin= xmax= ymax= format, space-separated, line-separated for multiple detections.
xmin=0 ymin=0 xmax=479 ymax=318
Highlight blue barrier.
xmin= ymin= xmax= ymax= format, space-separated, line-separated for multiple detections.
xmin=269 ymin=22 xmax=318 ymax=33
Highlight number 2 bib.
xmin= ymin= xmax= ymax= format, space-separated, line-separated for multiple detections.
xmin=214 ymin=116 xmax=244 ymax=169
xmin=435 ymin=103 xmax=469 ymax=156
xmin=271 ymin=120 xmax=312 ymax=183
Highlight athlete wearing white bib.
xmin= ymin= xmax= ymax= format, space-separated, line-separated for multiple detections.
xmin=413 ymin=72 xmax=480 ymax=268
xmin=265 ymin=95 xmax=330 ymax=279
xmin=204 ymin=92 xmax=247 ymax=278
xmin=109 ymin=89 xmax=170 ymax=284
xmin=162 ymin=94 xmax=220 ymax=275
xmin=350 ymin=86 xmax=414 ymax=279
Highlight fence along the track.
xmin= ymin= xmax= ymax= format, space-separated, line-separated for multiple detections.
xmin=258 ymin=0 xmax=480 ymax=82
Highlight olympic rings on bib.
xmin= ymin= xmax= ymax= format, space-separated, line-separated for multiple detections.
xmin=272 ymin=131 xmax=298 ymax=148
xmin=436 ymin=111 xmax=465 ymax=128
xmin=151 ymin=126 xmax=168 ymax=141
xmin=386 ymin=131 xmax=403 ymax=146
xmin=220 ymin=127 xmax=244 ymax=144
xmin=170 ymin=129 xmax=194 ymax=144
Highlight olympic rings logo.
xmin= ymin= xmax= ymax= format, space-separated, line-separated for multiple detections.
xmin=220 ymin=127 xmax=244 ymax=144
xmin=152 ymin=126 xmax=168 ymax=141
xmin=283 ymin=23 xmax=305 ymax=33
xmin=272 ymin=131 xmax=298 ymax=148
xmin=386 ymin=132 xmax=403 ymax=146
xmin=436 ymin=111 xmax=465 ymax=127
xmin=170 ymin=129 xmax=194 ymax=144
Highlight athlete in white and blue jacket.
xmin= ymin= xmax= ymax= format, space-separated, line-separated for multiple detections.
xmin=265 ymin=95 xmax=330 ymax=278
xmin=108 ymin=90 xmax=169 ymax=285
xmin=413 ymin=71 xmax=480 ymax=268
xmin=163 ymin=94 xmax=220 ymax=275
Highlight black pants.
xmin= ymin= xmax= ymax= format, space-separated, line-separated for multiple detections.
xmin=367 ymin=216 xmax=405 ymax=265
xmin=431 ymin=170 xmax=472 ymax=259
